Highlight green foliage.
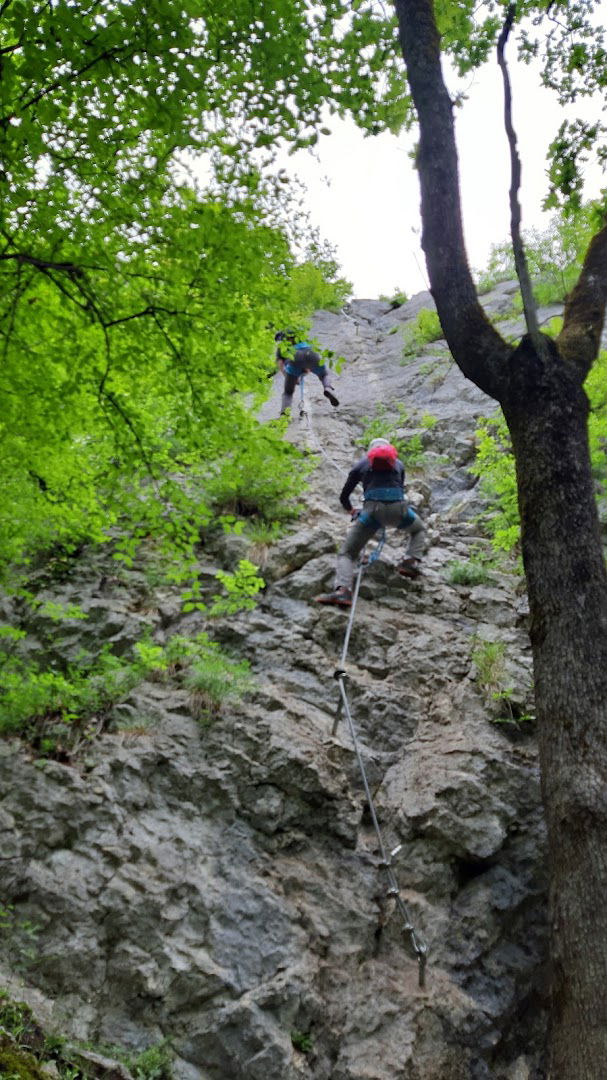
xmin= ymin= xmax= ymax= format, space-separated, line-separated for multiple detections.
xmin=3 ymin=1 xmax=400 ymax=591
xmin=0 ymin=991 xmax=173 ymax=1080
xmin=291 ymin=1030 xmax=313 ymax=1054
xmin=471 ymin=636 xmax=535 ymax=727
xmin=0 ymin=1043 xmax=47 ymax=1080
xmin=489 ymin=688 xmax=536 ymax=729
xmin=130 ymin=1041 xmax=174 ymax=1080
xmin=544 ymin=316 xmax=564 ymax=338
xmin=447 ymin=560 xmax=490 ymax=586
xmin=379 ymin=288 xmax=409 ymax=308
xmin=0 ymin=642 xmax=157 ymax=752
xmin=475 ymin=204 xmax=600 ymax=301
xmin=471 ymin=414 xmax=520 ymax=552
xmin=0 ymin=906 xmax=40 ymax=974
xmin=471 ymin=637 xmax=506 ymax=697
xmin=0 ymin=994 xmax=37 ymax=1043
xmin=359 ymin=404 xmax=436 ymax=468
xmin=473 ymin=350 xmax=607 ymax=552
xmin=184 ymin=645 xmax=252 ymax=723
xmin=203 ymin=419 xmax=309 ymax=524
xmin=243 ymin=520 xmax=286 ymax=546
xmin=401 ymin=308 xmax=443 ymax=356
xmin=287 ymin=240 xmax=352 ymax=315
xmin=211 ymin=560 xmax=265 ymax=616
xmin=0 ymin=630 xmax=251 ymax=748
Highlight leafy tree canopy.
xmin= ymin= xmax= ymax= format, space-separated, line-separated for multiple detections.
xmin=0 ymin=0 xmax=376 ymax=583
xmin=2 ymin=0 xmax=606 ymax=589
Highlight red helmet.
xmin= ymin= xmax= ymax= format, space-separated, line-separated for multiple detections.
xmin=368 ymin=442 xmax=398 ymax=467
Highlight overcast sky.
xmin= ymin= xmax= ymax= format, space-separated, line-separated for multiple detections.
xmin=281 ymin=54 xmax=604 ymax=300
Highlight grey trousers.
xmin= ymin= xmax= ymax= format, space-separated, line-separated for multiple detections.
xmin=335 ymin=500 xmax=425 ymax=589
xmin=280 ymin=371 xmax=335 ymax=413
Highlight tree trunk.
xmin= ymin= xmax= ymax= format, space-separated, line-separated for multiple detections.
xmin=503 ymin=337 xmax=607 ymax=1077
xmin=393 ymin=0 xmax=607 ymax=1074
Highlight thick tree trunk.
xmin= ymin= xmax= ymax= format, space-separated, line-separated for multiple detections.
xmin=503 ymin=338 xmax=607 ymax=1077
xmin=393 ymin=1 xmax=607 ymax=1075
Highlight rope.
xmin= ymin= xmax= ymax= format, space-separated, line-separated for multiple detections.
xmin=295 ymin=375 xmax=428 ymax=982
xmin=296 ymin=375 xmax=349 ymax=478
xmin=332 ymin=540 xmax=428 ymax=987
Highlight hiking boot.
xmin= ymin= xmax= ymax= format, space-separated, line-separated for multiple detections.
xmin=323 ymin=388 xmax=339 ymax=407
xmin=397 ymin=557 xmax=422 ymax=579
xmin=315 ymin=586 xmax=352 ymax=607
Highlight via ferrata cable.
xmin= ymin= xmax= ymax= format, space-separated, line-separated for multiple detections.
xmin=332 ymin=540 xmax=428 ymax=987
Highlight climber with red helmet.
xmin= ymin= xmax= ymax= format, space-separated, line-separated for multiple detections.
xmin=315 ymin=438 xmax=425 ymax=608
xmin=275 ymin=332 xmax=339 ymax=415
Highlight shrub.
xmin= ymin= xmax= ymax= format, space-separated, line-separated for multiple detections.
xmin=447 ymin=560 xmax=489 ymax=586
xmin=204 ymin=419 xmax=308 ymax=523
xmin=288 ymin=259 xmax=352 ymax=313
xmin=211 ymin=559 xmax=265 ymax=615
xmin=471 ymin=637 xmax=506 ymax=698
xmin=379 ymin=288 xmax=408 ymax=308
xmin=130 ymin=1041 xmax=174 ymax=1080
xmin=0 ymin=630 xmax=252 ymax=748
xmin=401 ymin=308 xmax=443 ymax=356
xmin=473 ymin=354 xmax=607 ymax=555
xmin=184 ymin=645 xmax=252 ymax=722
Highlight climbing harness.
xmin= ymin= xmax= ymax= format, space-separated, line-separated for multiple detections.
xmin=331 ymin=536 xmax=428 ymax=988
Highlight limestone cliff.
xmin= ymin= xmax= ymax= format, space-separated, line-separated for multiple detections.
xmin=0 ymin=288 xmax=549 ymax=1079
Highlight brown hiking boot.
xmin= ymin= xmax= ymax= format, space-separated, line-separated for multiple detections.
xmin=397 ymin=557 xmax=422 ymax=579
xmin=314 ymin=586 xmax=352 ymax=607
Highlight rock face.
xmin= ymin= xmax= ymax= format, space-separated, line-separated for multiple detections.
xmin=0 ymin=287 xmax=551 ymax=1078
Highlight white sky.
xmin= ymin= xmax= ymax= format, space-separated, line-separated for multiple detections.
xmin=280 ymin=55 xmax=605 ymax=299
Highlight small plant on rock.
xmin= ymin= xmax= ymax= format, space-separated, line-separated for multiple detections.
xmin=184 ymin=644 xmax=252 ymax=723
xmin=447 ymin=560 xmax=489 ymax=586
xmin=291 ymin=1030 xmax=313 ymax=1054
xmin=210 ymin=559 xmax=265 ymax=615
xmin=379 ymin=287 xmax=408 ymax=308
xmin=401 ymin=307 xmax=443 ymax=356
xmin=130 ymin=1040 xmax=174 ymax=1080
xmin=471 ymin=637 xmax=506 ymax=698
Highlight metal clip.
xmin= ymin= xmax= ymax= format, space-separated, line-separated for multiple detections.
xmin=417 ymin=947 xmax=428 ymax=989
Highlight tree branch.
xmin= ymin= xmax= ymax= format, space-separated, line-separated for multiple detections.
xmin=17 ymin=45 xmax=128 ymax=116
xmin=150 ymin=310 xmax=202 ymax=409
xmin=34 ymin=264 xmax=92 ymax=313
xmin=558 ymin=220 xmax=607 ymax=376
xmin=0 ymin=251 xmax=84 ymax=275
xmin=99 ymin=387 xmax=156 ymax=477
xmin=393 ymin=0 xmax=511 ymax=402
xmin=104 ymin=305 xmax=191 ymax=329
xmin=497 ymin=4 xmax=541 ymax=346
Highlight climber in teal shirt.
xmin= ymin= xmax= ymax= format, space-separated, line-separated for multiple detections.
xmin=275 ymin=332 xmax=339 ymax=415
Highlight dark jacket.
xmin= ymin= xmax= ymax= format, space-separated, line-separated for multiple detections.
xmin=339 ymin=456 xmax=406 ymax=511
